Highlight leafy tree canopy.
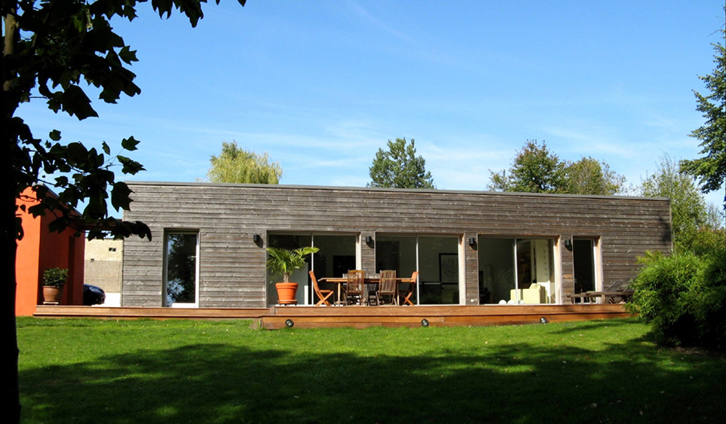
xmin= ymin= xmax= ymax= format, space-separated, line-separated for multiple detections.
xmin=207 ymin=141 xmax=282 ymax=184
xmin=368 ymin=137 xmax=435 ymax=189
xmin=564 ymin=156 xmax=627 ymax=195
xmin=488 ymin=140 xmax=566 ymax=193
xmin=681 ymin=31 xmax=726 ymax=212
xmin=488 ymin=140 xmax=626 ymax=195
xmin=2 ymin=2 xmax=246 ymax=423
xmin=641 ymin=155 xmax=724 ymax=253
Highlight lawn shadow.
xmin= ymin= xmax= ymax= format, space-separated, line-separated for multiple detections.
xmin=20 ymin=326 xmax=726 ymax=424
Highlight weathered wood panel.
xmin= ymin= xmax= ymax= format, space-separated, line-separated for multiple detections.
xmin=122 ymin=183 xmax=671 ymax=308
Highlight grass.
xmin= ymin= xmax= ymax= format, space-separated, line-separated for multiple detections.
xmin=17 ymin=317 xmax=726 ymax=424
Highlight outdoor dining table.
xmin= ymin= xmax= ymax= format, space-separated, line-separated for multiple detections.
xmin=318 ymin=276 xmax=414 ymax=305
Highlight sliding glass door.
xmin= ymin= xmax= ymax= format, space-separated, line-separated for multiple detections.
xmin=267 ymin=233 xmax=357 ymax=305
xmin=375 ymin=234 xmax=460 ymax=305
xmin=478 ymin=237 xmax=554 ymax=304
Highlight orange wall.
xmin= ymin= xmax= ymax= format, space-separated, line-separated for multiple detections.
xmin=16 ymin=189 xmax=85 ymax=316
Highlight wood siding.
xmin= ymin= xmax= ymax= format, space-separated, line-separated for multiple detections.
xmin=121 ymin=183 xmax=672 ymax=308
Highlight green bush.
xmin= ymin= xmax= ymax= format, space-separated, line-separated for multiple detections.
xmin=42 ymin=267 xmax=68 ymax=288
xmin=627 ymin=248 xmax=726 ymax=351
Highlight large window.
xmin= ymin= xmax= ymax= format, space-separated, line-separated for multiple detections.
xmin=163 ymin=232 xmax=199 ymax=307
xmin=267 ymin=233 xmax=357 ymax=305
xmin=478 ymin=237 xmax=554 ymax=304
xmin=375 ymin=234 xmax=460 ymax=305
xmin=573 ymin=238 xmax=600 ymax=299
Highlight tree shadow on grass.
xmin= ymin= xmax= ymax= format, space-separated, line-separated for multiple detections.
xmin=20 ymin=327 xmax=726 ymax=424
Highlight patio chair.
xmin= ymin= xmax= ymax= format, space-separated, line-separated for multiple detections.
xmin=345 ymin=270 xmax=365 ymax=305
xmin=377 ymin=270 xmax=398 ymax=305
xmin=309 ymin=271 xmax=333 ymax=306
xmin=400 ymin=271 xmax=419 ymax=306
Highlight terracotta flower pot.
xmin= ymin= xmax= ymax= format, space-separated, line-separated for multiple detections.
xmin=276 ymin=282 xmax=298 ymax=305
xmin=42 ymin=286 xmax=63 ymax=305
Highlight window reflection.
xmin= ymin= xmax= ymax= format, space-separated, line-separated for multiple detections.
xmin=478 ymin=238 xmax=554 ymax=304
xmin=164 ymin=232 xmax=198 ymax=306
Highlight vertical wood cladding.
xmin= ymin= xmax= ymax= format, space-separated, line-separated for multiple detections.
xmin=122 ymin=183 xmax=672 ymax=308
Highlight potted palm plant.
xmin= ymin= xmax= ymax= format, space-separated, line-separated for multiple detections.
xmin=42 ymin=267 xmax=68 ymax=305
xmin=266 ymin=246 xmax=319 ymax=304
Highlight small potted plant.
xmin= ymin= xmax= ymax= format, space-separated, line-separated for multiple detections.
xmin=42 ymin=267 xmax=68 ymax=305
xmin=266 ymin=246 xmax=319 ymax=304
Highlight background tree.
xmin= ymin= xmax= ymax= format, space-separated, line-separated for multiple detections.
xmin=207 ymin=141 xmax=282 ymax=184
xmin=2 ymin=1 xmax=246 ymax=422
xmin=640 ymin=155 xmax=723 ymax=253
xmin=564 ymin=157 xmax=627 ymax=195
xmin=487 ymin=140 xmax=567 ymax=193
xmin=629 ymin=29 xmax=726 ymax=353
xmin=488 ymin=140 xmax=627 ymax=195
xmin=368 ymin=138 xmax=435 ymax=189
xmin=681 ymin=30 xmax=726 ymax=212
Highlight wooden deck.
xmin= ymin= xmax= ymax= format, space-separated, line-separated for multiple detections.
xmin=33 ymin=304 xmax=632 ymax=329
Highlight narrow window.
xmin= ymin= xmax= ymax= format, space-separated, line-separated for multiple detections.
xmin=164 ymin=232 xmax=199 ymax=307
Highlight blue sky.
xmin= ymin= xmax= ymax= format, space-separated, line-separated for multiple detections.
xmin=18 ymin=1 xmax=726 ymax=208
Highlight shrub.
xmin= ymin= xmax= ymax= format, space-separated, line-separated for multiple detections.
xmin=627 ymin=248 xmax=726 ymax=351
xmin=42 ymin=267 xmax=68 ymax=288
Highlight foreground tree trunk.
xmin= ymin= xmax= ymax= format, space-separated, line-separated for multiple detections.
xmin=2 ymin=9 xmax=21 ymax=423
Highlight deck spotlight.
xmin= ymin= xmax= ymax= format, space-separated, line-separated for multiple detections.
xmin=253 ymin=234 xmax=262 ymax=244
xmin=421 ymin=318 xmax=430 ymax=327
xmin=540 ymin=317 xmax=548 ymax=324
xmin=285 ymin=319 xmax=294 ymax=328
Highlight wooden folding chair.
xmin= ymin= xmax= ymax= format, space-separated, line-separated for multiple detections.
xmin=377 ymin=270 xmax=398 ymax=305
xmin=400 ymin=271 xmax=419 ymax=306
xmin=309 ymin=271 xmax=333 ymax=306
xmin=345 ymin=270 xmax=365 ymax=305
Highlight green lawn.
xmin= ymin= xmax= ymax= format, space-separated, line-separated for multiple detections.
xmin=17 ymin=317 xmax=725 ymax=424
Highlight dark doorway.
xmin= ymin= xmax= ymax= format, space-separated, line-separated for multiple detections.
xmin=573 ymin=239 xmax=596 ymax=295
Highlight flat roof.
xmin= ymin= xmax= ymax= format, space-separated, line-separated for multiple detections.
xmin=125 ymin=180 xmax=669 ymax=202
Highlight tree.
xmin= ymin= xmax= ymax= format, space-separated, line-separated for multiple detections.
xmin=488 ymin=140 xmax=627 ymax=195
xmin=640 ymin=155 xmax=722 ymax=253
xmin=488 ymin=140 xmax=567 ymax=193
xmin=207 ymin=141 xmax=282 ymax=184
xmin=564 ymin=157 xmax=626 ymax=195
xmin=368 ymin=138 xmax=435 ymax=189
xmin=681 ymin=30 xmax=726 ymax=212
xmin=2 ymin=1 xmax=246 ymax=422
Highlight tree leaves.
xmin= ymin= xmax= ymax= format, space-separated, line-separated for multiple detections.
xmin=207 ymin=141 xmax=282 ymax=184
xmin=487 ymin=140 xmax=627 ymax=195
xmin=682 ymin=37 xmax=726 ymax=211
xmin=368 ymin=138 xmax=435 ymax=189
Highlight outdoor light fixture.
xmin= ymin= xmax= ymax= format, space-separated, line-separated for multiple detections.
xmin=253 ymin=234 xmax=262 ymax=244
xmin=540 ymin=317 xmax=548 ymax=324
xmin=285 ymin=319 xmax=294 ymax=328
xmin=468 ymin=237 xmax=476 ymax=247
xmin=365 ymin=236 xmax=373 ymax=245
xmin=421 ymin=319 xmax=430 ymax=327
xmin=563 ymin=238 xmax=572 ymax=250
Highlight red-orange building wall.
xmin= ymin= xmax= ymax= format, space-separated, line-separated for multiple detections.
xmin=16 ymin=188 xmax=85 ymax=316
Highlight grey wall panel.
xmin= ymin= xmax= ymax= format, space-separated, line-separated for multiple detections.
xmin=122 ymin=183 xmax=672 ymax=307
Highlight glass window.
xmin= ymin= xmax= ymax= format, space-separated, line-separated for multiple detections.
xmin=267 ymin=233 xmax=357 ymax=305
xmin=478 ymin=238 xmax=515 ymax=305
xmin=479 ymin=237 xmax=554 ymax=305
xmin=375 ymin=235 xmax=460 ymax=305
xmin=311 ymin=234 xmax=357 ymax=279
xmin=573 ymin=239 xmax=596 ymax=294
xmin=164 ymin=232 xmax=199 ymax=307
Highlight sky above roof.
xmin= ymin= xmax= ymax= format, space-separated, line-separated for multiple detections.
xmin=18 ymin=0 xmax=726 ymax=208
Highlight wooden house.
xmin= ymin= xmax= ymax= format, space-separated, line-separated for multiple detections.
xmin=120 ymin=182 xmax=672 ymax=309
